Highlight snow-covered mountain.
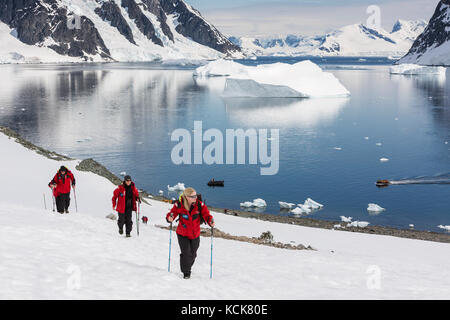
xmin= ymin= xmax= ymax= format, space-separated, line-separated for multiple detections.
xmin=230 ymin=20 xmax=427 ymax=57
xmin=0 ymin=0 xmax=241 ymax=63
xmin=399 ymin=0 xmax=450 ymax=65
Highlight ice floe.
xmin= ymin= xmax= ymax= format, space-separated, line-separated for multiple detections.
xmin=438 ymin=225 xmax=450 ymax=232
xmin=390 ymin=64 xmax=446 ymax=76
xmin=240 ymin=198 xmax=267 ymax=208
xmin=340 ymin=216 xmax=353 ymax=223
xmin=368 ymin=203 xmax=385 ymax=213
xmin=167 ymin=183 xmax=186 ymax=192
xmin=347 ymin=221 xmax=370 ymax=228
xmin=279 ymin=202 xmax=296 ymax=209
xmin=194 ymin=59 xmax=350 ymax=98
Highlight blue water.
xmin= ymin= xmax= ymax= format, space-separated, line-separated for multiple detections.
xmin=0 ymin=56 xmax=449 ymax=232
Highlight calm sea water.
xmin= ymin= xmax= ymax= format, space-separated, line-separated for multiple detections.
xmin=0 ymin=56 xmax=449 ymax=232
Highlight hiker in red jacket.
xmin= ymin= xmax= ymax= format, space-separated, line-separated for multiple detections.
xmin=112 ymin=175 xmax=140 ymax=237
xmin=48 ymin=166 xmax=76 ymax=214
xmin=166 ymin=187 xmax=215 ymax=279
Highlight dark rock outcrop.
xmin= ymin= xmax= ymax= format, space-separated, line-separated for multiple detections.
xmin=0 ymin=0 xmax=112 ymax=60
xmin=95 ymin=0 xmax=136 ymax=45
xmin=0 ymin=0 xmax=241 ymax=60
xmin=161 ymin=0 xmax=241 ymax=55
xmin=400 ymin=0 xmax=450 ymax=64
xmin=121 ymin=0 xmax=163 ymax=46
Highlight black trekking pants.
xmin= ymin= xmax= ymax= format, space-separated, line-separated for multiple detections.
xmin=56 ymin=193 xmax=70 ymax=213
xmin=177 ymin=234 xmax=200 ymax=275
xmin=118 ymin=208 xmax=133 ymax=235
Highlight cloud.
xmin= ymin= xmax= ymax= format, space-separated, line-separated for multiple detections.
xmin=198 ymin=0 xmax=438 ymax=37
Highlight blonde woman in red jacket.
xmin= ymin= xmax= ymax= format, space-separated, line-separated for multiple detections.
xmin=166 ymin=187 xmax=215 ymax=279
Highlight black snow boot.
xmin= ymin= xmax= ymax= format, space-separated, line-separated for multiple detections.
xmin=65 ymin=209 xmax=69 ymax=214
xmin=119 ymin=228 xmax=123 ymax=235
xmin=126 ymin=234 xmax=131 ymax=238
xmin=183 ymin=273 xmax=191 ymax=279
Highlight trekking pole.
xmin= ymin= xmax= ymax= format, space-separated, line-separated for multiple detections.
xmin=51 ymin=191 xmax=56 ymax=212
xmin=43 ymin=193 xmax=47 ymax=210
xmin=210 ymin=227 xmax=214 ymax=279
xmin=168 ymin=220 xmax=173 ymax=272
xmin=73 ymin=188 xmax=78 ymax=213
xmin=136 ymin=202 xmax=140 ymax=237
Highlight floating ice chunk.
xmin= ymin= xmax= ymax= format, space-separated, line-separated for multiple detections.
xmin=438 ymin=225 xmax=450 ymax=231
xmin=296 ymin=204 xmax=312 ymax=214
xmin=409 ymin=224 xmax=415 ymax=229
xmin=390 ymin=64 xmax=447 ymax=76
xmin=334 ymin=147 xmax=342 ymax=151
xmin=195 ymin=59 xmax=350 ymax=98
xmin=120 ymin=172 xmax=126 ymax=176
xmin=376 ymin=143 xmax=383 ymax=146
xmin=167 ymin=183 xmax=186 ymax=192
xmin=240 ymin=198 xmax=267 ymax=208
xmin=368 ymin=203 xmax=385 ymax=212
xmin=340 ymin=216 xmax=353 ymax=222
xmin=364 ymin=137 xmax=369 ymax=140
xmin=279 ymin=201 xmax=296 ymax=209
xmin=158 ymin=190 xmax=164 ymax=196
xmin=291 ymin=207 xmax=304 ymax=215
xmin=252 ymin=198 xmax=267 ymax=207
xmin=333 ymin=224 xmax=342 ymax=229
xmin=305 ymin=198 xmax=323 ymax=210
xmin=347 ymin=221 xmax=370 ymax=228
xmin=379 ymin=157 xmax=389 ymax=162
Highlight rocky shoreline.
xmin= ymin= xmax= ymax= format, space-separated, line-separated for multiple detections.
xmin=1 ymin=126 xmax=449 ymax=244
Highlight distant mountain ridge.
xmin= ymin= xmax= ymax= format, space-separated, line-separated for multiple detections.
xmin=230 ymin=19 xmax=427 ymax=57
xmin=0 ymin=0 xmax=241 ymax=63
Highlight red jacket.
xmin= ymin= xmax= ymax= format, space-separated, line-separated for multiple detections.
xmin=166 ymin=200 xmax=214 ymax=239
xmin=48 ymin=170 xmax=75 ymax=197
xmin=112 ymin=182 xmax=140 ymax=214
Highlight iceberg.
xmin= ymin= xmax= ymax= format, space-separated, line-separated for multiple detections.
xmin=438 ymin=225 xmax=450 ymax=232
xmin=167 ymin=183 xmax=186 ymax=192
xmin=291 ymin=207 xmax=304 ymax=215
xmin=340 ymin=216 xmax=353 ymax=223
xmin=347 ymin=221 xmax=370 ymax=228
xmin=367 ymin=203 xmax=385 ymax=213
xmin=240 ymin=198 xmax=267 ymax=208
xmin=390 ymin=64 xmax=447 ymax=76
xmin=279 ymin=202 xmax=296 ymax=209
xmin=304 ymin=198 xmax=324 ymax=210
xmin=194 ymin=59 xmax=350 ymax=98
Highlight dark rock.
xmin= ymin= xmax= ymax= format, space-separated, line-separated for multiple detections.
xmin=160 ymin=0 xmax=241 ymax=55
xmin=95 ymin=0 xmax=136 ymax=45
xmin=401 ymin=0 xmax=450 ymax=63
xmin=121 ymin=0 xmax=163 ymax=46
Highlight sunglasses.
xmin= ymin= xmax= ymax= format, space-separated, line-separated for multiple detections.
xmin=187 ymin=195 xmax=197 ymax=199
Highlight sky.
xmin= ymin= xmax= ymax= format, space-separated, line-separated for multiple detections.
xmin=187 ymin=0 xmax=439 ymax=37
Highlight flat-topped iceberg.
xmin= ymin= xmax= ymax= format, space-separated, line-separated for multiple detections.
xmin=390 ymin=64 xmax=447 ymax=75
xmin=194 ymin=59 xmax=350 ymax=98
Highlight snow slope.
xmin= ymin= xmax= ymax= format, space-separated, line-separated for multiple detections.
xmin=0 ymin=22 xmax=81 ymax=64
xmin=1 ymin=131 xmax=450 ymax=299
